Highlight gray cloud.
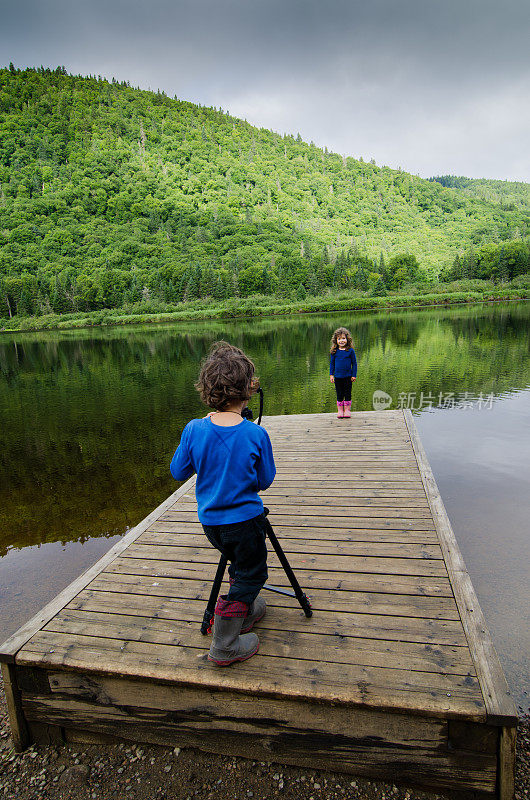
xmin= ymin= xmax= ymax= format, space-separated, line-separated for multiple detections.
xmin=1 ymin=0 xmax=529 ymax=180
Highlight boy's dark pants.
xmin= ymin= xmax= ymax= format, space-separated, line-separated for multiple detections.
xmin=202 ymin=513 xmax=268 ymax=609
xmin=334 ymin=377 xmax=352 ymax=402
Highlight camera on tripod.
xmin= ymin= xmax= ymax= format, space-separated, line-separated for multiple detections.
xmin=241 ymin=378 xmax=264 ymax=424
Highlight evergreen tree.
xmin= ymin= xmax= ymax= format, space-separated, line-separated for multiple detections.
xmin=371 ymin=276 xmax=387 ymax=296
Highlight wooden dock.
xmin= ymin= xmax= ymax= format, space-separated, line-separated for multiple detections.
xmin=0 ymin=410 xmax=517 ymax=798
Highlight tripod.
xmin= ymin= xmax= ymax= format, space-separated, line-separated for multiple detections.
xmin=200 ymin=510 xmax=312 ymax=634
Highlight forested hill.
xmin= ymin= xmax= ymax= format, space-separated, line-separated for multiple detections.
xmin=429 ymin=176 xmax=530 ymax=213
xmin=1 ymin=65 xmax=529 ymax=316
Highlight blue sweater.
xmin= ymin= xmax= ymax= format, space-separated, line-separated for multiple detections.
xmin=330 ymin=347 xmax=357 ymax=378
xmin=170 ymin=417 xmax=276 ymax=525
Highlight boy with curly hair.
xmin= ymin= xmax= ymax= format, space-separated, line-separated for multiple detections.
xmin=170 ymin=341 xmax=276 ymax=666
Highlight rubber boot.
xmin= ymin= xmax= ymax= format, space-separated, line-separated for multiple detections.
xmin=343 ymin=400 xmax=351 ymax=418
xmin=241 ymin=595 xmax=266 ymax=633
xmin=208 ymin=596 xmax=259 ymax=666
xmin=337 ymin=401 xmax=344 ymax=419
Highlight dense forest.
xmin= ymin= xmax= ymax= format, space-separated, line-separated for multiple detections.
xmin=1 ymin=65 xmax=529 ymax=319
xmin=429 ymin=175 xmax=530 ymax=212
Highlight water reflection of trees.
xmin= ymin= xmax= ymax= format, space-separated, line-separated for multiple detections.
xmin=442 ymin=306 xmax=530 ymax=345
xmin=0 ymin=302 xmax=529 ymax=556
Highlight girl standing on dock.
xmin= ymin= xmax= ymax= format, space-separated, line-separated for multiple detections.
xmin=329 ymin=327 xmax=357 ymax=418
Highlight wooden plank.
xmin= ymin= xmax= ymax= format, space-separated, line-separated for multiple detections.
xmin=0 ymin=476 xmax=197 ymax=664
xmin=265 ymin=416 xmax=405 ymax=424
xmin=268 ymin=437 xmax=413 ymax=445
xmin=498 ymin=725 xmax=517 ymax=800
xmin=174 ymin=501 xmax=433 ymax=519
xmin=77 ymin=571 xmax=459 ymax=621
xmin=269 ymin=438 xmax=413 ymax=446
xmin=64 ymin=597 xmax=474 ymax=674
xmin=62 ymin=591 xmax=468 ymax=642
xmin=448 ymin=719 xmax=498 ymax=754
xmin=271 ymin=443 xmax=416 ymax=451
xmin=45 ymin=670 xmax=445 ymax=739
xmin=43 ymin=608 xmax=474 ymax=674
xmin=269 ymin=436 xmax=412 ymax=444
xmin=260 ymin=505 xmax=434 ymax=518
xmin=273 ymin=448 xmax=415 ymax=456
xmin=116 ymin=549 xmax=449 ymax=578
xmin=138 ymin=532 xmax=444 ymax=560
xmin=40 ymin=611 xmax=473 ymax=682
xmin=255 ymin=493 xmax=430 ymax=505
xmin=15 ymin=666 xmax=52 ymax=696
xmin=96 ymin=560 xmax=454 ymax=594
xmin=272 ymin=459 xmax=416 ymax=466
xmin=103 ymin=559 xmax=454 ymax=596
xmin=149 ymin=520 xmax=440 ymax=543
xmin=0 ymin=663 xmax=29 ymax=751
xmin=64 ymin=590 xmax=474 ymax=676
xmin=63 ymin=591 xmax=469 ymax=646
xmin=144 ymin=520 xmax=438 ymax=545
xmin=245 ymin=496 xmax=432 ymax=509
xmin=16 ymin=632 xmax=486 ymax=719
xmin=122 ymin=543 xmax=445 ymax=574
xmin=26 ymin=721 xmax=65 ymax=746
xmin=86 ymin=572 xmax=462 ymax=619
xmin=272 ymin=450 xmax=415 ymax=456
xmin=270 ymin=448 xmax=415 ymax=455
xmin=261 ymin=485 xmax=426 ymax=493
xmin=265 ymin=420 xmax=406 ymax=430
xmin=141 ymin=530 xmax=442 ymax=560
xmin=403 ymin=409 xmax=518 ymax=727
xmin=19 ymin=686 xmax=496 ymax=792
xmin=263 ymin=410 xmax=403 ymax=421
xmin=162 ymin=511 xmax=435 ymax=531
xmin=79 ymin=577 xmax=461 ymax=624
xmin=273 ymin=470 xmax=422 ymax=479
xmin=35 ymin=672 xmax=497 ymax=794
xmin=265 ymin=480 xmax=426 ymax=488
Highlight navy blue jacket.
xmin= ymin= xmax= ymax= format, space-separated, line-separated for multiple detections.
xmin=330 ymin=348 xmax=357 ymax=378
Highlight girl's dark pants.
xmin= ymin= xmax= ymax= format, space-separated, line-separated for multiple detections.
xmin=202 ymin=513 xmax=268 ymax=607
xmin=334 ymin=377 xmax=352 ymax=402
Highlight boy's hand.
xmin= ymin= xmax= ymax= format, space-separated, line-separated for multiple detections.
xmin=352 ymin=377 xmax=356 ymax=382
xmin=330 ymin=376 xmax=334 ymax=383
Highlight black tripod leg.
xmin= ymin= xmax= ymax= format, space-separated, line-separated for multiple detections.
xmin=264 ymin=520 xmax=312 ymax=618
xmin=201 ymin=555 xmax=228 ymax=634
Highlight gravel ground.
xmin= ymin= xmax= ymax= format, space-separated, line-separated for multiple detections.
xmin=1 ymin=672 xmax=528 ymax=800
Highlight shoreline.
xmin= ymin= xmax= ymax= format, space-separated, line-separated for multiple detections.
xmin=1 ymin=288 xmax=529 ymax=336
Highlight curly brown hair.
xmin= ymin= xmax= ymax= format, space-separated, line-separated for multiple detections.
xmin=330 ymin=327 xmax=354 ymax=354
xmin=195 ymin=341 xmax=257 ymax=411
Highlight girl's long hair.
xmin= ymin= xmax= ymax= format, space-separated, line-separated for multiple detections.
xmin=330 ymin=327 xmax=354 ymax=354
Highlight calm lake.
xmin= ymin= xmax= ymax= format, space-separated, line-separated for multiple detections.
xmin=1 ymin=300 xmax=529 ymax=712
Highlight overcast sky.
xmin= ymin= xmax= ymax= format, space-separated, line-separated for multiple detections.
xmin=2 ymin=0 xmax=529 ymax=181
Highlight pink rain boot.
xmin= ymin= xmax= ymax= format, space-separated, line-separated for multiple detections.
xmin=343 ymin=401 xmax=351 ymax=418
xmin=337 ymin=401 xmax=344 ymax=419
